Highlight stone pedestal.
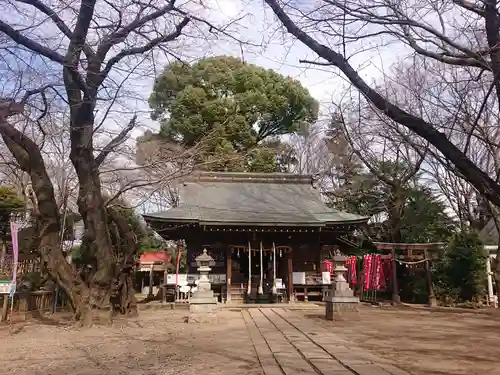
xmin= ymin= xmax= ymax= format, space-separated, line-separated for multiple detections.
xmin=189 ymin=249 xmax=218 ymax=323
xmin=324 ymin=252 xmax=359 ymax=321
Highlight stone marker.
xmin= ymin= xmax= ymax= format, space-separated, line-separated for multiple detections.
xmin=189 ymin=248 xmax=219 ymax=323
xmin=323 ymin=250 xmax=359 ymax=320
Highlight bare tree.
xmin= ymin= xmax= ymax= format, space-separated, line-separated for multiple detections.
xmin=263 ymin=0 xmax=500 ymax=206
xmin=0 ymin=0 xmax=249 ymax=323
xmin=262 ymin=0 xmax=500 ymax=291
xmin=335 ymin=95 xmax=428 ymax=241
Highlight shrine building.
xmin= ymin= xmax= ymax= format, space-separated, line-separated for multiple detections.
xmin=142 ymin=172 xmax=369 ymax=303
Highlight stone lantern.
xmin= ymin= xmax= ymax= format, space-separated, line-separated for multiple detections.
xmin=189 ymin=249 xmax=218 ymax=322
xmin=195 ymin=248 xmax=216 ymax=293
xmin=323 ymin=250 xmax=359 ymax=320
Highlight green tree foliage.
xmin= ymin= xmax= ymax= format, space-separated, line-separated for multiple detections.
xmin=0 ymin=185 xmax=25 ymax=233
xmin=433 ymin=232 xmax=487 ymax=303
xmin=149 ymin=56 xmax=318 ymax=172
xmin=374 ymin=184 xmax=455 ymax=243
xmin=0 ymin=186 xmax=25 ymax=274
xmin=166 ymin=242 xmax=188 ymax=274
xmin=398 ymin=187 xmax=456 ymax=243
xmin=331 ymin=168 xmax=456 ymax=243
xmin=74 ymin=198 xmax=166 ymax=269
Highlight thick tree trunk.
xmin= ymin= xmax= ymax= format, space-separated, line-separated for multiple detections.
xmin=0 ymin=105 xmax=92 ymax=323
xmin=107 ymin=206 xmax=138 ymax=316
xmin=68 ymin=104 xmax=116 ymax=315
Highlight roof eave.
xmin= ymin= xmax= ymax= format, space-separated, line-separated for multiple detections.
xmin=324 ymin=218 xmax=370 ymax=226
xmin=199 ymin=221 xmax=324 ymax=227
xmin=142 ymin=215 xmax=199 ymax=224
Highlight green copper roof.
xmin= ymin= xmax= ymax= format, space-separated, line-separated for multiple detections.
xmin=143 ymin=172 xmax=368 ymax=227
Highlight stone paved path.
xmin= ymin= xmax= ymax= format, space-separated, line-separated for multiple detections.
xmin=243 ymin=308 xmax=412 ymax=375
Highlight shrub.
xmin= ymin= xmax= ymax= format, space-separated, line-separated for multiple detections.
xmin=433 ymin=232 xmax=487 ymax=303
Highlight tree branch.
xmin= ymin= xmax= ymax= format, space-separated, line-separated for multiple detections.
xmin=95 ymin=115 xmax=137 ymax=166
xmin=15 ymin=0 xmax=96 ymax=59
xmin=264 ymin=0 xmax=500 ymax=207
xmin=299 ymin=59 xmax=333 ymax=66
xmin=0 ymin=20 xmax=65 ymax=64
xmin=100 ymin=17 xmax=190 ymax=79
xmin=96 ymin=0 xmax=177 ymax=61
xmin=452 ymin=0 xmax=486 ymax=16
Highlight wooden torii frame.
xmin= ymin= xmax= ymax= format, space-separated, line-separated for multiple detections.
xmin=372 ymin=242 xmax=445 ymax=307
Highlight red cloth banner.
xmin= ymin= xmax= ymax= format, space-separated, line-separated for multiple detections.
xmin=322 ymin=259 xmax=333 ymax=274
xmin=322 ymin=259 xmax=333 ymax=282
xmin=372 ymin=255 xmax=381 ymax=291
xmin=344 ymin=256 xmax=357 ymax=287
xmin=363 ymin=255 xmax=373 ymax=290
xmin=378 ymin=260 xmax=386 ymax=290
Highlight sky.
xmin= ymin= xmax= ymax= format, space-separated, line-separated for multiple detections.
xmin=121 ymin=0 xmax=406 ymax=140
xmin=0 ymin=0 xmax=442 ymax=215
xmin=0 ymin=0 xmax=407 ymax=142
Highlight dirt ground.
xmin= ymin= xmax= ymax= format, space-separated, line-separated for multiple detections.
xmin=305 ymin=306 xmax=500 ymax=375
xmin=0 ymin=305 xmax=499 ymax=375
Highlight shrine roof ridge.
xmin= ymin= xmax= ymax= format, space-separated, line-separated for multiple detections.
xmin=186 ymin=171 xmax=315 ymax=185
xmin=143 ymin=171 xmax=369 ymax=227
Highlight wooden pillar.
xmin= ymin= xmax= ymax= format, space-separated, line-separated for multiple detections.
xmin=423 ymin=249 xmax=437 ymax=307
xmin=148 ymin=267 xmax=154 ymax=298
xmin=391 ymin=248 xmax=400 ymax=304
xmin=162 ymin=262 xmax=168 ymax=305
xmin=226 ymin=247 xmax=232 ymax=303
xmin=486 ymin=255 xmax=496 ymax=307
xmin=287 ymin=250 xmax=293 ymax=303
xmin=1 ymin=295 xmax=8 ymax=322
xmin=272 ymin=242 xmax=277 ymax=294
xmin=247 ymin=241 xmax=252 ymax=295
xmin=258 ymin=242 xmax=264 ymax=295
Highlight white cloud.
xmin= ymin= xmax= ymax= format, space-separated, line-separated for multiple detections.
xmin=1 ymin=1 xmax=408 ymax=163
xmin=122 ymin=0 xmax=406 ymax=138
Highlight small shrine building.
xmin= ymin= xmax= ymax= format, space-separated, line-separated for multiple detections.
xmin=143 ymin=172 xmax=369 ymax=303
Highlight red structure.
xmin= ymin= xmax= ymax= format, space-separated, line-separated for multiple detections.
xmin=139 ymin=252 xmax=172 ymax=265
xmin=372 ymin=242 xmax=444 ymax=306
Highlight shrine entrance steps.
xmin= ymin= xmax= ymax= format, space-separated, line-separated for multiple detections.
xmin=229 ymin=284 xmax=246 ymax=304
xmin=228 ymin=284 xmax=277 ymax=304
xmin=244 ymin=307 xmax=411 ymax=375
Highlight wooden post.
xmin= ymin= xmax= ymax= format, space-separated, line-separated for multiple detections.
xmin=287 ymin=250 xmax=293 ymax=303
xmin=1 ymin=295 xmax=8 ymax=322
xmin=258 ymin=242 xmax=264 ymax=295
xmin=423 ymin=249 xmax=437 ymax=307
xmin=226 ymin=247 xmax=232 ymax=303
xmin=247 ymin=241 xmax=252 ymax=295
xmin=272 ymin=242 xmax=277 ymax=294
xmin=162 ymin=261 xmax=168 ymax=305
xmin=391 ymin=248 xmax=400 ymax=304
xmin=148 ymin=267 xmax=154 ymax=298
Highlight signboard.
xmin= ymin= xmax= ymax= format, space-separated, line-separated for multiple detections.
xmin=166 ymin=274 xmax=226 ymax=285
xmin=0 ymin=281 xmax=14 ymax=295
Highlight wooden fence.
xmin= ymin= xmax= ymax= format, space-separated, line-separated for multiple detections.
xmin=0 ymin=289 xmax=69 ymax=322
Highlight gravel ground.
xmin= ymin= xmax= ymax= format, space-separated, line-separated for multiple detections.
xmin=1 ymin=306 xmax=499 ymax=375
xmin=0 ymin=309 xmax=261 ymax=375
xmin=302 ymin=306 xmax=500 ymax=375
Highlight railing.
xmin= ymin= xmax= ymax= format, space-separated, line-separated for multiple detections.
xmin=164 ymin=284 xmax=224 ymax=304
xmin=1 ymin=289 xmax=69 ymax=321
xmin=0 ymin=256 xmax=41 ymax=279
